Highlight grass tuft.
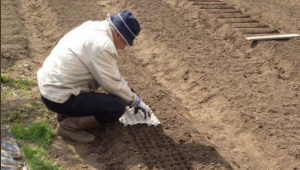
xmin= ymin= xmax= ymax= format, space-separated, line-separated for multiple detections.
xmin=1 ymin=69 xmax=35 ymax=92
xmin=15 ymin=77 xmax=35 ymax=91
xmin=1 ymin=72 xmax=12 ymax=84
xmin=1 ymin=109 xmax=25 ymax=123
xmin=23 ymin=146 xmax=61 ymax=170
xmin=11 ymin=123 xmax=56 ymax=147
xmin=7 ymin=65 xmax=21 ymax=71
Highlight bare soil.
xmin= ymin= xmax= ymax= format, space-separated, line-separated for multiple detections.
xmin=1 ymin=0 xmax=299 ymax=169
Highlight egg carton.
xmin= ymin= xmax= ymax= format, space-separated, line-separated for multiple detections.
xmin=119 ymin=107 xmax=161 ymax=127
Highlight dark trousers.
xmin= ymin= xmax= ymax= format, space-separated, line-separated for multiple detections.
xmin=41 ymin=92 xmax=126 ymax=124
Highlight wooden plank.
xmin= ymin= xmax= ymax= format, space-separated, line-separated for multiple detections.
xmin=245 ymin=34 xmax=300 ymax=41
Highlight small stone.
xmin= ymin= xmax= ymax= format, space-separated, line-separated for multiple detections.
xmin=1 ymin=140 xmax=21 ymax=159
xmin=1 ymin=164 xmax=16 ymax=170
xmin=1 ymin=150 xmax=12 ymax=159
xmin=1 ymin=157 xmax=16 ymax=165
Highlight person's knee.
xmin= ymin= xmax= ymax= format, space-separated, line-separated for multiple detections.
xmin=113 ymin=96 xmax=126 ymax=117
xmin=94 ymin=95 xmax=126 ymax=124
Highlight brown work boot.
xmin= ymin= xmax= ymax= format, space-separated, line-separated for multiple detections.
xmin=57 ymin=116 xmax=100 ymax=143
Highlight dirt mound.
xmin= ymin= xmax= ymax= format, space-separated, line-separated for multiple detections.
xmin=1 ymin=0 xmax=299 ymax=169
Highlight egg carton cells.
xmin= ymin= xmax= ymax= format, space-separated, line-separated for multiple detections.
xmin=119 ymin=107 xmax=161 ymax=127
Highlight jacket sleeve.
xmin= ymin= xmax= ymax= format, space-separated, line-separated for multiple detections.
xmin=86 ymin=41 xmax=138 ymax=105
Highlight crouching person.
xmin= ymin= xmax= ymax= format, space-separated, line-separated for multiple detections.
xmin=37 ymin=10 xmax=152 ymax=143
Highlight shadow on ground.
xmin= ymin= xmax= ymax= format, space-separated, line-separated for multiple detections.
xmin=54 ymin=123 xmax=234 ymax=170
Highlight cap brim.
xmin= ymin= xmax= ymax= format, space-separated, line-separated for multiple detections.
xmin=109 ymin=14 xmax=134 ymax=46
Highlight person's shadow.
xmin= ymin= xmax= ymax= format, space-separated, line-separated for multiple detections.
xmin=67 ymin=123 xmax=234 ymax=170
xmin=125 ymin=125 xmax=233 ymax=170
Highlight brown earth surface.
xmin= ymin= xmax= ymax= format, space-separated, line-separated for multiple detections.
xmin=1 ymin=0 xmax=300 ymax=169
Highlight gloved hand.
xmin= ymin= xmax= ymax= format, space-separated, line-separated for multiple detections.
xmin=130 ymin=89 xmax=152 ymax=119
xmin=134 ymin=99 xmax=152 ymax=119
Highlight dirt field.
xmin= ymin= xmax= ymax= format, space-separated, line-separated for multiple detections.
xmin=1 ymin=0 xmax=299 ymax=169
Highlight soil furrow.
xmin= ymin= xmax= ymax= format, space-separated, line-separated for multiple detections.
xmin=1 ymin=0 xmax=29 ymax=67
xmin=18 ymin=0 xmax=63 ymax=67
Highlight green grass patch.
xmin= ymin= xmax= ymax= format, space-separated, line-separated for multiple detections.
xmin=7 ymin=65 xmax=21 ymax=71
xmin=1 ymin=69 xmax=36 ymax=101
xmin=1 ymin=71 xmax=12 ymax=84
xmin=15 ymin=77 xmax=35 ymax=91
xmin=1 ymin=67 xmax=61 ymax=169
xmin=1 ymin=70 xmax=35 ymax=91
xmin=2 ymin=103 xmax=39 ymax=123
xmin=1 ymin=108 xmax=25 ymax=123
xmin=2 ymin=101 xmax=53 ymax=129
xmin=11 ymin=123 xmax=61 ymax=169
xmin=23 ymin=146 xmax=61 ymax=170
xmin=11 ymin=123 xmax=55 ymax=147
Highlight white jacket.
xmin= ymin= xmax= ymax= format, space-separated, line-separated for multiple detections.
xmin=37 ymin=20 xmax=138 ymax=105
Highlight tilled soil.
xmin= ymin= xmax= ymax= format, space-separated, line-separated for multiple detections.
xmin=1 ymin=0 xmax=299 ymax=169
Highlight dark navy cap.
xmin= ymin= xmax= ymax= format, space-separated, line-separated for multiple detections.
xmin=109 ymin=10 xmax=141 ymax=46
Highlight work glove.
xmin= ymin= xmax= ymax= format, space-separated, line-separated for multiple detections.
xmin=130 ymin=89 xmax=152 ymax=119
xmin=134 ymin=99 xmax=152 ymax=119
